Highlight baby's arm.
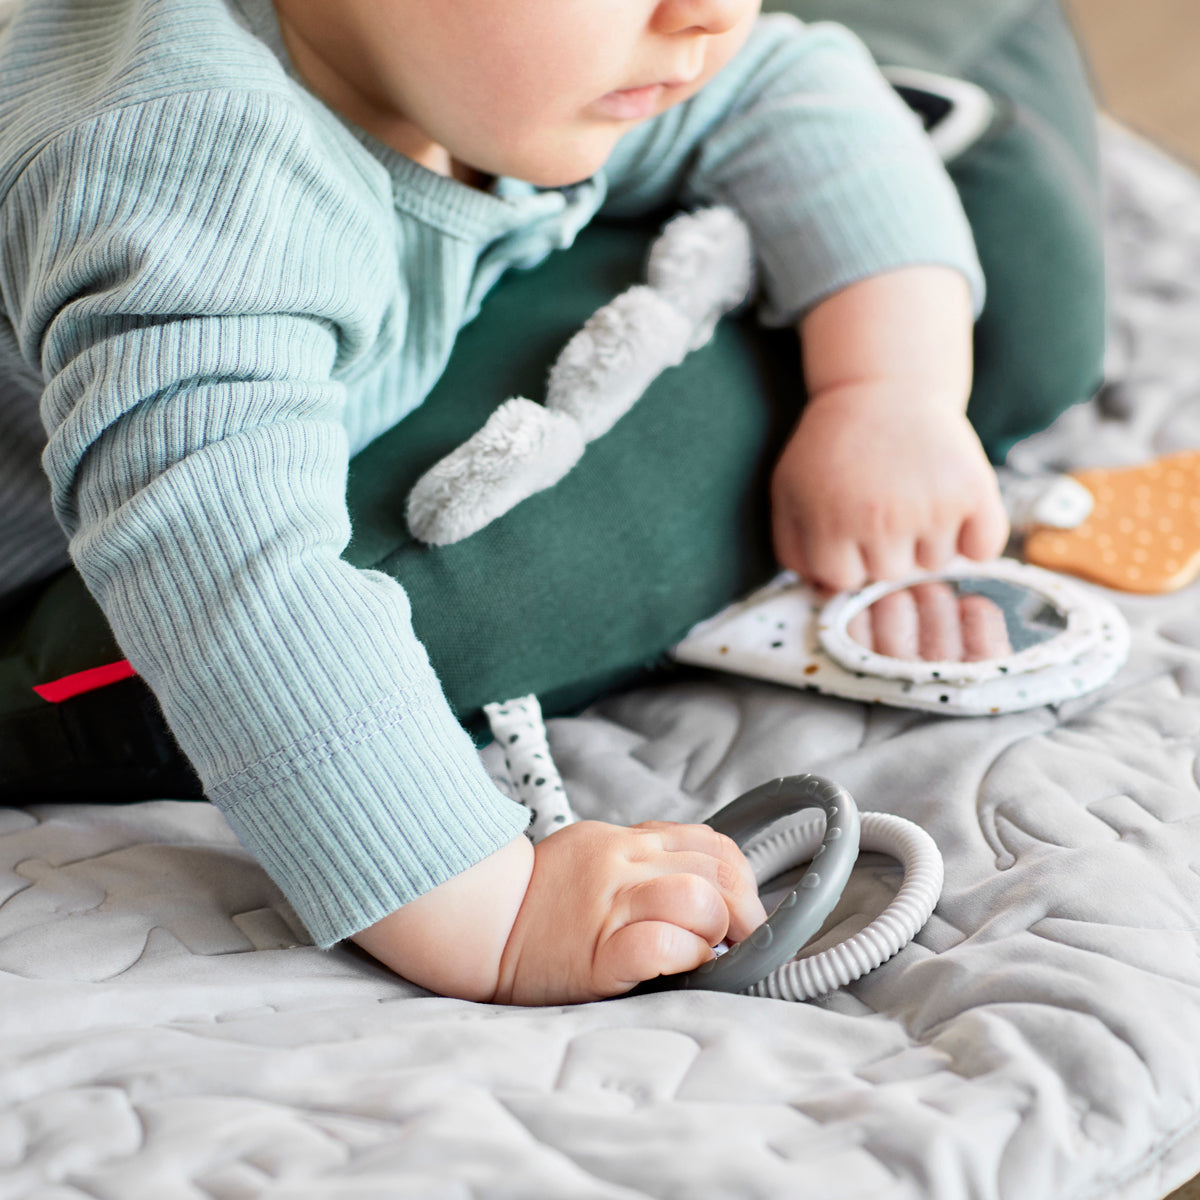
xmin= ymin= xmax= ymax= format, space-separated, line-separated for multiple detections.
xmin=599 ymin=16 xmax=1001 ymax=587
xmin=770 ymin=265 xmax=1010 ymax=591
xmin=18 ymin=82 xmax=765 ymax=1004
xmin=353 ymin=821 xmax=766 ymax=1005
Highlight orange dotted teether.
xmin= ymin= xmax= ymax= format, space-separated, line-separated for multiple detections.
xmin=1024 ymin=450 xmax=1200 ymax=593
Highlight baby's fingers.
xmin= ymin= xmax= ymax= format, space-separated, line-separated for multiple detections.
xmin=804 ymin=534 xmax=869 ymax=593
xmin=958 ymin=492 xmax=1010 ymax=562
xmin=595 ymin=920 xmax=713 ymax=992
xmin=634 ymin=823 xmax=767 ymax=938
xmin=625 ymin=872 xmax=731 ymax=948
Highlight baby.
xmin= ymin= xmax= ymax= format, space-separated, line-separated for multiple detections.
xmin=0 ymin=0 xmax=1007 ymax=1004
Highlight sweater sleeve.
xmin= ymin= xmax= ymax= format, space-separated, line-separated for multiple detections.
xmin=11 ymin=89 xmax=530 ymax=947
xmin=601 ymin=13 xmax=985 ymax=325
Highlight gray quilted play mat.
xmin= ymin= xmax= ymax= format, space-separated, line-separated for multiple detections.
xmin=3 ymin=121 xmax=1200 ymax=1200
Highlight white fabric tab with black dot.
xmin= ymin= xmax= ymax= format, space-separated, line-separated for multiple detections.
xmin=483 ymin=695 xmax=575 ymax=841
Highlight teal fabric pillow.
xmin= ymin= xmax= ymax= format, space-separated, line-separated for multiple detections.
xmin=0 ymin=0 xmax=1104 ymax=798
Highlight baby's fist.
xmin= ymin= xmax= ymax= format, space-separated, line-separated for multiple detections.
xmin=490 ymin=820 xmax=767 ymax=1006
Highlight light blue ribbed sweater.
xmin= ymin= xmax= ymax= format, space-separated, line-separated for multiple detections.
xmin=0 ymin=0 xmax=983 ymax=945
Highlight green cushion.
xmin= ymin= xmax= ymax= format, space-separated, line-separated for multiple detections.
xmin=0 ymin=0 xmax=1105 ymax=796
xmin=346 ymin=222 xmax=797 ymax=731
xmin=353 ymin=0 xmax=1108 ymax=722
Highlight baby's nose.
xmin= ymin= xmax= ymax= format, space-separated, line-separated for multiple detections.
xmin=652 ymin=0 xmax=755 ymax=38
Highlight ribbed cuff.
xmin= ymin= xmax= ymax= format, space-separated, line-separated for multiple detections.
xmin=748 ymin=152 xmax=986 ymax=327
xmin=689 ymin=17 xmax=987 ymax=327
xmin=213 ymin=678 xmax=532 ymax=948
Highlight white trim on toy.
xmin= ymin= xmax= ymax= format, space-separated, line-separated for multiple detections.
xmin=673 ymin=558 xmax=1130 ymax=716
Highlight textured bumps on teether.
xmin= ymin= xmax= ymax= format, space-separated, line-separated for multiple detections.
xmin=1023 ymin=450 xmax=1200 ymax=593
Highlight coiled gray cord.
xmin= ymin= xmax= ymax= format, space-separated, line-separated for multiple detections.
xmin=739 ymin=810 xmax=943 ymax=1000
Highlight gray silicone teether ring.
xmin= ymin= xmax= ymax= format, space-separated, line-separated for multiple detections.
xmin=637 ymin=774 xmax=861 ymax=995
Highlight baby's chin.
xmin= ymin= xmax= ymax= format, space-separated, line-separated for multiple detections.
xmin=472 ymin=127 xmax=630 ymax=190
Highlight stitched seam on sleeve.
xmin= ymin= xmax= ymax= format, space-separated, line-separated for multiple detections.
xmin=210 ymin=686 xmax=415 ymax=808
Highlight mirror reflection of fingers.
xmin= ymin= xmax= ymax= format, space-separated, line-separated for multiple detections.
xmin=867 ymin=587 xmax=921 ymax=659
xmin=958 ymin=593 xmax=1012 ymax=661
xmin=846 ymin=608 xmax=874 ymax=652
xmin=912 ymin=581 xmax=965 ymax=662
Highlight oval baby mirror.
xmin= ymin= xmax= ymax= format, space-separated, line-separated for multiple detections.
xmin=840 ymin=577 xmax=1067 ymax=666
xmin=672 ymin=558 xmax=1130 ymax=715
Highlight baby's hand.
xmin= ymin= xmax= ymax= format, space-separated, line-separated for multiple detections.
xmin=351 ymin=820 xmax=767 ymax=1006
xmin=492 ymin=820 xmax=767 ymax=1006
xmin=770 ymin=383 xmax=1010 ymax=592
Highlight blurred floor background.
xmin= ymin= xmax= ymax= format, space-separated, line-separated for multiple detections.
xmin=1056 ymin=4 xmax=1200 ymax=1198
xmin=1062 ymin=0 xmax=1200 ymax=166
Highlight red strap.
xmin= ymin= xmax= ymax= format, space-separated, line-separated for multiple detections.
xmin=33 ymin=659 xmax=138 ymax=703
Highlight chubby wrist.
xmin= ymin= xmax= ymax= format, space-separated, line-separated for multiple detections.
xmin=350 ymin=834 xmax=534 ymax=1002
xmin=799 ymin=266 xmax=974 ymax=409
xmin=813 ymin=374 xmax=971 ymax=412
